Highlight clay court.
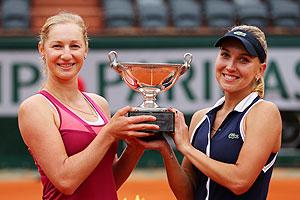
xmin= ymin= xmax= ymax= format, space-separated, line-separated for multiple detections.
xmin=0 ymin=168 xmax=299 ymax=200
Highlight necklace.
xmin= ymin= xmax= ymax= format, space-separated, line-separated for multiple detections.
xmin=211 ymin=126 xmax=218 ymax=132
xmin=44 ymin=87 xmax=97 ymax=117
xmin=211 ymin=126 xmax=221 ymax=132
xmin=64 ymin=100 xmax=97 ymax=116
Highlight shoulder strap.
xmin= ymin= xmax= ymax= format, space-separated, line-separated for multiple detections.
xmin=82 ymin=92 xmax=109 ymax=124
xmin=38 ymin=90 xmax=96 ymax=133
xmin=38 ymin=90 xmax=62 ymax=130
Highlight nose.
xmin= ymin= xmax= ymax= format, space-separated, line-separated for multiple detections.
xmin=60 ymin=47 xmax=72 ymax=60
xmin=226 ymin=59 xmax=237 ymax=71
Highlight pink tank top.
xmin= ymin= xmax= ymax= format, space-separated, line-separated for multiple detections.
xmin=35 ymin=90 xmax=118 ymax=200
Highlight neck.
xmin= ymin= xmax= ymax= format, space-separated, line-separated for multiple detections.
xmin=222 ymin=90 xmax=253 ymax=112
xmin=43 ymin=77 xmax=97 ymax=117
xmin=43 ymin=78 xmax=80 ymax=102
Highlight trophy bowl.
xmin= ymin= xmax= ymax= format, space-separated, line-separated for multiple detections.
xmin=108 ymin=51 xmax=192 ymax=134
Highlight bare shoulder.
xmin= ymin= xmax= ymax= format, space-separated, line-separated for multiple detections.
xmin=83 ymin=92 xmax=111 ymax=117
xmin=248 ymin=100 xmax=282 ymax=129
xmin=248 ymin=101 xmax=281 ymax=134
xmin=189 ymin=108 xmax=210 ymax=136
xmin=18 ymin=94 xmax=57 ymax=144
xmin=245 ymin=100 xmax=282 ymax=152
xmin=19 ymin=94 xmax=52 ymax=115
xmin=249 ymin=100 xmax=281 ymax=121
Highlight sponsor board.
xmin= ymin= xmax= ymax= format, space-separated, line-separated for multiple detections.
xmin=0 ymin=48 xmax=299 ymax=116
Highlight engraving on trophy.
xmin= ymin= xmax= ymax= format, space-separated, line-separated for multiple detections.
xmin=108 ymin=51 xmax=192 ymax=134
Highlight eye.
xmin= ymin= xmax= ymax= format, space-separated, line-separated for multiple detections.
xmin=71 ymin=44 xmax=81 ymax=49
xmin=239 ymin=57 xmax=250 ymax=64
xmin=52 ymin=44 xmax=63 ymax=49
xmin=220 ymin=51 xmax=230 ymax=59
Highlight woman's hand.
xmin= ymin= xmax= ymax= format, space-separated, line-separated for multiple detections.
xmin=124 ymin=137 xmax=146 ymax=153
xmin=102 ymin=106 xmax=160 ymax=141
xmin=133 ymin=135 xmax=170 ymax=152
xmin=169 ymin=108 xmax=191 ymax=154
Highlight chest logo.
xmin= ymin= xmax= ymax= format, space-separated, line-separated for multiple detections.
xmin=228 ymin=132 xmax=240 ymax=140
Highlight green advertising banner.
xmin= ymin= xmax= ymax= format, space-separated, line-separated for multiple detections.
xmin=0 ymin=48 xmax=299 ymax=116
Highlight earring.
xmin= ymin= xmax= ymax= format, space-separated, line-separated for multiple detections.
xmin=256 ymin=76 xmax=260 ymax=82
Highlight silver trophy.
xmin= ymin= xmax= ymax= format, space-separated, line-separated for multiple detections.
xmin=108 ymin=51 xmax=192 ymax=134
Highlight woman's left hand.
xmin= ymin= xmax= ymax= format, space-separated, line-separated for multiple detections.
xmin=169 ymin=108 xmax=190 ymax=153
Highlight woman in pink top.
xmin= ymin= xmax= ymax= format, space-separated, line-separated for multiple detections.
xmin=18 ymin=12 xmax=159 ymax=200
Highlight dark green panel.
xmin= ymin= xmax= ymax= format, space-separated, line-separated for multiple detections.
xmin=0 ymin=64 xmax=2 ymax=103
xmin=1 ymin=35 xmax=300 ymax=50
xmin=0 ymin=117 xmax=35 ymax=168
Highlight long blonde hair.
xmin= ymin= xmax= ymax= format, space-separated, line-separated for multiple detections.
xmin=229 ymin=25 xmax=267 ymax=98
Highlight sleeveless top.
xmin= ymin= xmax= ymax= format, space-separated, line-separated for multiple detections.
xmin=32 ymin=90 xmax=118 ymax=200
xmin=191 ymin=92 xmax=277 ymax=200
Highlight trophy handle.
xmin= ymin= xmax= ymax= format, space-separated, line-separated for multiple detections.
xmin=108 ymin=51 xmax=139 ymax=89
xmin=108 ymin=51 xmax=119 ymax=69
xmin=184 ymin=53 xmax=193 ymax=66
xmin=108 ymin=50 xmax=126 ymax=75
xmin=180 ymin=53 xmax=193 ymax=75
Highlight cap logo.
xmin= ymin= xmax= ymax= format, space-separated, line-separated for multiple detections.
xmin=233 ymin=31 xmax=246 ymax=37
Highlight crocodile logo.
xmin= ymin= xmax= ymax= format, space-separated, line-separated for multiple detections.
xmin=228 ymin=132 xmax=240 ymax=139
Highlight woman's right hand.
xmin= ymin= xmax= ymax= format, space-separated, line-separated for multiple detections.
xmin=102 ymin=106 xmax=160 ymax=141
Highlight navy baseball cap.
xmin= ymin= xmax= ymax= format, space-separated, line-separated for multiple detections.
xmin=214 ymin=30 xmax=266 ymax=63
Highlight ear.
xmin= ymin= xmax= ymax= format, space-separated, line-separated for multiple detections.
xmin=259 ymin=62 xmax=266 ymax=76
xmin=84 ymin=47 xmax=88 ymax=59
xmin=38 ymin=41 xmax=45 ymax=57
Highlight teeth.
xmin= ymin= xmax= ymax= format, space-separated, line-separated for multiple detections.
xmin=224 ymin=74 xmax=236 ymax=80
xmin=59 ymin=63 xmax=73 ymax=67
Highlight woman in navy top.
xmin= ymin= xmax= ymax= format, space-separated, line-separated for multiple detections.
xmin=139 ymin=25 xmax=282 ymax=200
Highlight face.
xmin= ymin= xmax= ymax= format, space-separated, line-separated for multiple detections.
xmin=215 ymin=39 xmax=266 ymax=96
xmin=39 ymin=23 xmax=87 ymax=82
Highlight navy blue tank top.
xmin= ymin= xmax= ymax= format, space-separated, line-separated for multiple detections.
xmin=191 ymin=92 xmax=277 ymax=200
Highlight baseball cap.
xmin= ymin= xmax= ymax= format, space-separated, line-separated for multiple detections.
xmin=214 ymin=29 xmax=266 ymax=63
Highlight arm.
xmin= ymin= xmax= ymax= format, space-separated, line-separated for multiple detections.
xmin=90 ymin=94 xmax=156 ymax=189
xmin=175 ymin=102 xmax=282 ymax=195
xmin=134 ymin=109 xmax=207 ymax=200
xmin=132 ymin=138 xmax=195 ymax=200
xmin=112 ymin=140 xmax=144 ymax=190
xmin=18 ymin=95 xmax=116 ymax=195
xmin=160 ymin=143 xmax=196 ymax=200
xmin=161 ymin=109 xmax=208 ymax=200
xmin=18 ymin=95 xmax=158 ymax=195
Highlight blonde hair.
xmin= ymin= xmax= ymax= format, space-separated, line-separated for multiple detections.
xmin=230 ymin=25 xmax=267 ymax=98
xmin=39 ymin=12 xmax=89 ymax=48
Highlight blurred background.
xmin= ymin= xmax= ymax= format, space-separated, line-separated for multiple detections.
xmin=0 ymin=0 xmax=300 ymax=199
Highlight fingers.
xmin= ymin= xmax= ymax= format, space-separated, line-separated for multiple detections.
xmin=127 ymin=114 xmax=157 ymax=124
xmin=115 ymin=106 xmax=132 ymax=116
xmin=129 ymin=123 xmax=160 ymax=131
xmin=123 ymin=113 xmax=159 ymax=131
xmin=169 ymin=108 xmax=186 ymax=123
xmin=115 ymin=107 xmax=157 ymax=123
xmin=126 ymin=131 xmax=155 ymax=138
xmin=169 ymin=107 xmax=181 ymax=116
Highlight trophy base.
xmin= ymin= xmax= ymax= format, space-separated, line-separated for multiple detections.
xmin=128 ymin=110 xmax=174 ymax=134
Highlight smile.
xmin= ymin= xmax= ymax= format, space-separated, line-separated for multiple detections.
xmin=57 ymin=63 xmax=75 ymax=69
xmin=223 ymin=73 xmax=239 ymax=81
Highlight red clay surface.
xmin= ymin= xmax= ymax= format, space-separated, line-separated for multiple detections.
xmin=0 ymin=168 xmax=299 ymax=200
